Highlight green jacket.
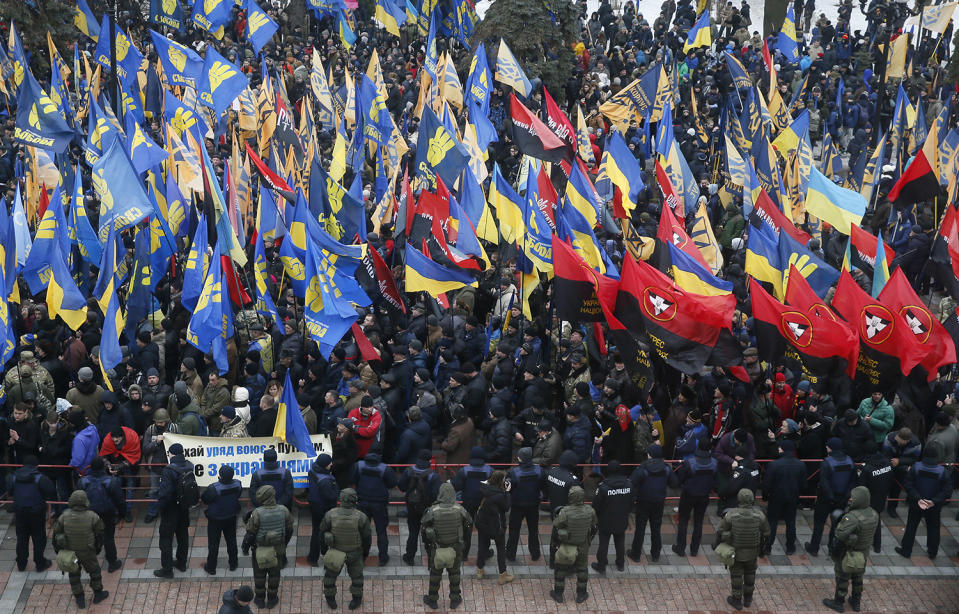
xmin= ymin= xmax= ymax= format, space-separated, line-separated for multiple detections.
xmin=718 ymin=209 xmax=745 ymax=249
xmin=53 ymin=490 xmax=104 ymax=558
xmin=833 ymin=486 xmax=879 ymax=557
xmin=421 ymin=482 xmax=471 ymax=547
xmin=245 ymin=486 xmax=293 ymax=561
xmin=857 ymin=397 xmax=894 ymax=443
xmin=320 ymin=488 xmax=372 ymax=553
xmin=553 ymin=486 xmax=597 ymax=548
xmin=718 ymin=489 xmax=769 ymax=562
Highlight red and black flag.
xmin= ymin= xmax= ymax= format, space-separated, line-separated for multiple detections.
xmin=613 ymin=253 xmax=732 ymax=374
xmin=356 ymin=243 xmax=406 ymax=319
xmin=832 ymin=270 xmax=925 ymax=393
xmin=541 ymin=86 xmax=576 ymax=161
xmin=943 ymin=304 xmax=959 ymax=360
xmin=847 ymin=224 xmax=896 ymax=276
xmin=887 ymin=126 xmax=942 ymax=206
xmin=509 ymin=93 xmax=567 ymax=163
xmin=878 ymin=267 xmax=956 ymax=380
xmin=552 ymin=236 xmax=618 ymax=322
xmin=751 ymin=278 xmax=858 ymax=377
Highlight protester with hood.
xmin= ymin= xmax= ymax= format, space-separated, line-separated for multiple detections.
xmin=69 ymin=411 xmax=101 ymax=476
xmin=98 ymin=426 xmax=141 ymax=522
xmin=142 ymin=409 xmax=178 ymax=522
xmin=53 ymin=489 xmax=108 ymax=609
xmin=484 ymin=404 xmax=514 ymax=464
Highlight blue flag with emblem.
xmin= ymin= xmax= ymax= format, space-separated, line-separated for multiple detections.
xmin=197 ymin=47 xmax=248 ymax=116
xmin=182 ymin=212 xmax=209 ymax=312
xmin=303 ymin=242 xmax=360 ymax=359
xmin=192 ymin=0 xmax=232 ymax=37
xmin=415 ymin=106 xmax=469 ymax=191
xmin=85 ymin=93 xmax=122 ymax=165
xmin=93 ymin=16 xmax=143 ymax=86
xmin=14 ymin=71 xmax=73 ymax=153
xmin=253 ymin=231 xmax=283 ymax=329
xmin=777 ymin=229 xmax=838 ymax=299
xmin=164 ymin=89 xmax=209 ymax=143
xmin=149 ymin=30 xmax=203 ymax=88
xmin=424 ymin=9 xmax=440 ymax=79
xmin=68 ymin=165 xmax=103 ymax=266
xmin=150 ymin=0 xmax=186 ymax=31
xmin=22 ymin=186 xmax=69 ymax=295
xmin=246 ymin=0 xmax=279 ymax=55
xmin=356 ymin=74 xmax=392 ymax=146
xmin=125 ymin=113 xmax=167 ymax=175
xmin=465 ymin=43 xmax=492 ymax=113
xmin=91 ymin=135 xmax=152 ymax=241
xmin=186 ymin=238 xmax=226 ymax=354
xmin=46 ymin=240 xmax=88 ymax=331
xmin=275 ymin=371 xmax=317 ymax=456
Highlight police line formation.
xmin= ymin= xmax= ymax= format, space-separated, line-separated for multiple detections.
xmin=0 ymin=0 xmax=959 ymax=611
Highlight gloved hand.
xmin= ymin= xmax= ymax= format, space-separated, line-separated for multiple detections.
xmin=242 ymin=532 xmax=254 ymax=556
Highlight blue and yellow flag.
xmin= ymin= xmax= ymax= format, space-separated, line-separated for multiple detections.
xmin=99 ymin=275 xmax=126 ymax=376
xmin=150 ymin=30 xmax=203 ymax=89
xmin=93 ymin=16 xmax=142 ymax=86
xmin=274 ymin=371 xmax=317 ymax=456
xmin=92 ymin=136 xmax=152 ymax=241
xmin=125 ymin=113 xmax=166 ymax=175
xmin=597 ymin=129 xmax=645 ymax=216
xmin=424 ymin=10 xmax=440 ymax=79
xmin=46 ymin=241 xmax=88 ymax=330
xmin=684 ymin=10 xmax=711 ymax=53
xmin=723 ymin=51 xmax=751 ymax=90
xmin=192 ymin=0 xmax=231 ymax=38
xmin=356 ymin=74 xmax=392 ymax=146
xmin=871 ymin=234 xmax=890 ymax=298
xmin=778 ymin=230 xmax=838 ymax=299
xmin=85 ymin=94 xmax=121 ymax=165
xmin=182 ymin=212 xmax=210 ymax=312
xmin=246 ymin=0 xmax=279 ymax=54
xmin=405 ymin=242 xmax=477 ymax=298
xmin=494 ymin=38 xmax=532 ymax=97
xmin=22 ymin=187 xmax=69 ymax=295
xmin=777 ymin=4 xmax=800 ymax=63
xmin=465 ymin=43 xmax=493 ymax=113
xmin=521 ymin=161 xmax=554 ymax=274
xmin=668 ymin=242 xmax=732 ymax=296
xmin=186 ymin=238 xmax=227 ymax=354
xmin=303 ymin=242 xmax=362 ymax=359
xmin=489 ymin=162 xmax=525 ymax=243
xmin=165 ymin=167 xmax=189 ymax=239
xmin=805 ymin=166 xmax=866 ymax=235
xmin=14 ymin=71 xmax=73 ymax=154
xmin=92 ymin=224 xmax=122 ymax=313
xmin=557 ymin=194 xmax=604 ymax=272
xmin=150 ymin=0 xmax=186 ymax=31
xmin=198 ymin=48 xmax=248 ymax=115
xmin=567 ymin=161 xmax=600 ymax=228
xmin=452 ymin=0 xmax=478 ymax=45
xmin=164 ymin=89 xmax=209 ymax=144
xmin=336 ymin=8 xmax=357 ymax=48
xmin=746 ymin=223 xmax=782 ymax=293
xmin=772 ymin=109 xmax=809 ymax=156
xmin=376 ymin=0 xmax=407 ymax=36
xmin=253 ymin=231 xmax=283 ymax=329
xmin=11 ymin=185 xmax=31 ymax=267
xmin=415 ymin=106 xmax=468 ymax=191
xmin=68 ymin=165 xmax=103 ymax=266
xmin=75 ymin=0 xmax=101 ymax=40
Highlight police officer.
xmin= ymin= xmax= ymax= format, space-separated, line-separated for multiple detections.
xmin=805 ymin=438 xmax=855 ymax=557
xmin=451 ymin=446 xmax=491 ymax=557
xmin=306 ymin=453 xmax=340 ymax=566
xmin=9 ymin=454 xmax=54 ymax=572
xmin=718 ymin=489 xmax=769 ymax=610
xmin=321 ymin=488 xmax=372 ymax=610
xmin=352 ymin=448 xmax=397 ymax=565
xmin=857 ymin=441 xmax=892 ymax=553
xmin=823 ymin=486 xmax=880 ymax=613
xmin=762 ymin=439 xmax=806 ymax=555
xmin=545 ymin=449 xmax=581 ymax=566
xmin=78 ymin=457 xmax=125 ymax=572
xmin=202 ymin=465 xmax=242 ymax=574
xmin=154 ymin=443 xmax=193 ymax=578
xmin=672 ymin=438 xmax=717 ymax=557
xmin=550 ymin=486 xmax=598 ymax=604
xmin=629 ymin=444 xmax=671 ymax=562
xmin=249 ymin=449 xmax=293 ymax=510
xmin=53 ymin=490 xmax=108 ymax=609
xmin=591 ymin=460 xmax=632 ymax=573
xmin=718 ymin=445 xmax=761 ymax=514
xmin=421 ymin=482 xmax=472 ymax=610
xmin=399 ymin=449 xmax=441 ymax=565
xmin=242 ymin=485 xmax=293 ymax=609
xmin=895 ymin=446 xmax=952 ymax=560
xmin=506 ymin=447 xmax=544 ymax=561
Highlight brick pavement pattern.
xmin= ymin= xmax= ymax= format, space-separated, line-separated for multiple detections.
xmin=2 ymin=502 xmax=958 ymax=613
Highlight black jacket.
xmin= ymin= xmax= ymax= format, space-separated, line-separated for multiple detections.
xmin=217 ymin=589 xmax=253 ymax=614
xmin=763 ymin=451 xmax=806 ymax=503
xmin=473 ymin=482 xmax=509 ymax=534
xmin=592 ymin=474 xmax=633 ymax=533
xmin=484 ymin=416 xmax=513 ymax=464
xmin=857 ymin=452 xmax=893 ymax=510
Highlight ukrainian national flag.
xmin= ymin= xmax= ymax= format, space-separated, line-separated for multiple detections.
xmin=871 ymin=235 xmax=890 ymax=298
xmin=489 ymin=163 xmax=525 ymax=243
xmin=667 ymin=242 xmax=732 ymax=297
xmin=405 ymin=243 xmax=477 ymax=297
xmin=375 ymin=0 xmax=407 ymax=36
xmin=598 ymin=130 xmax=644 ymax=217
xmin=75 ymin=0 xmax=101 ymax=41
xmin=567 ymin=161 xmax=600 ymax=227
xmin=337 ymin=8 xmax=357 ymax=49
xmin=684 ymin=10 xmax=711 ymax=53
xmin=46 ymin=241 xmax=88 ymax=330
xmin=274 ymin=371 xmax=317 ymax=456
xmin=805 ymin=166 xmax=866 ymax=235
xmin=772 ymin=109 xmax=809 ymax=156
xmin=746 ymin=223 xmax=781 ymax=294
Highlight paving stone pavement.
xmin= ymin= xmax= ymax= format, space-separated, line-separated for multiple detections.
xmin=2 ymin=502 xmax=958 ymax=613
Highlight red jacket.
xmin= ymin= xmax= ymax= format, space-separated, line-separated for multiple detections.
xmin=99 ymin=426 xmax=142 ymax=466
xmin=772 ymin=385 xmax=795 ymax=425
xmin=347 ymin=408 xmax=382 ymax=458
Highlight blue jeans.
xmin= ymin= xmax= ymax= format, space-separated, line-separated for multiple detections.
xmin=147 ymin=471 xmax=162 ymax=517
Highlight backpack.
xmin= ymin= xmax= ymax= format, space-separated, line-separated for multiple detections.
xmin=183 ymin=411 xmax=208 ymax=436
xmin=83 ymin=476 xmax=115 ymax=516
xmin=173 ymin=464 xmax=200 ymax=509
xmin=406 ymin=471 xmax=429 ymax=516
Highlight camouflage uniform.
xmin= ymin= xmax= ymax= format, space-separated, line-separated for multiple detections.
xmin=824 ymin=486 xmax=879 ymax=612
xmin=718 ymin=489 xmax=769 ymax=608
xmin=420 ymin=482 xmax=472 ymax=607
xmin=551 ymin=486 xmax=598 ymax=603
